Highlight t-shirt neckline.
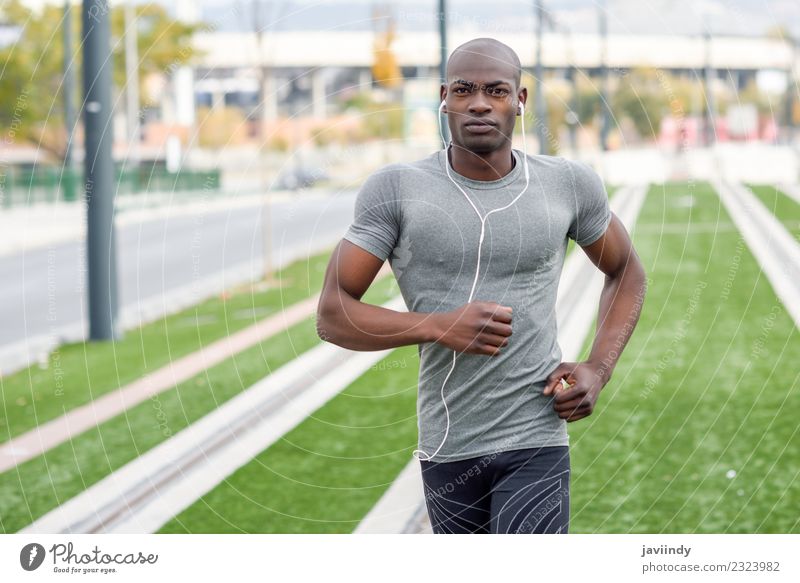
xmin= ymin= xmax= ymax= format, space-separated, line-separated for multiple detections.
xmin=437 ymin=146 xmax=522 ymax=190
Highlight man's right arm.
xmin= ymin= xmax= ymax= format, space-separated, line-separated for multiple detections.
xmin=315 ymin=239 xmax=438 ymax=351
xmin=315 ymin=240 xmax=514 ymax=355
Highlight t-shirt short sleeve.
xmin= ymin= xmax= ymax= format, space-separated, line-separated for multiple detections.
xmin=565 ymin=159 xmax=613 ymax=247
xmin=342 ymin=168 xmax=400 ymax=262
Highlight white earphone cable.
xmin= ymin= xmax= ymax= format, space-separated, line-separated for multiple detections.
xmin=413 ymin=100 xmax=531 ymax=462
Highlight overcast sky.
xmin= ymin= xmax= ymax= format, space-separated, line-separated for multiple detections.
xmin=195 ymin=0 xmax=800 ymax=37
xmin=13 ymin=0 xmax=800 ymax=38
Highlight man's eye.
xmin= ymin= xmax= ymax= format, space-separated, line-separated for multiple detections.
xmin=454 ymin=87 xmax=470 ymax=94
xmin=489 ymin=88 xmax=509 ymax=96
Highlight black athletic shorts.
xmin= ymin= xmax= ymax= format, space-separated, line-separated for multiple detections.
xmin=419 ymin=445 xmax=570 ymax=534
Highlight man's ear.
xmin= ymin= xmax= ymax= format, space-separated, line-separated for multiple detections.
xmin=439 ymin=85 xmax=447 ymax=112
xmin=517 ymin=87 xmax=528 ymax=115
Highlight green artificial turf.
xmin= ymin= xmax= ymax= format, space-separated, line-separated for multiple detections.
xmin=0 ymin=257 xmax=401 ymax=533
xmin=568 ymin=182 xmax=800 ymax=533
xmin=0 ymin=249 xmax=340 ymax=443
xmin=747 ymin=184 xmax=800 ymax=241
xmin=157 ymin=344 xmax=421 ymax=534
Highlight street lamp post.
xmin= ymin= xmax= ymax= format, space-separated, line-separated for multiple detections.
xmin=63 ymin=0 xmax=77 ymax=202
xmin=82 ymin=0 xmax=121 ymax=341
xmin=534 ymin=1 xmax=548 ymax=154
xmin=703 ymin=19 xmax=716 ymax=147
xmin=598 ymin=0 xmax=610 ymax=151
xmin=438 ymin=0 xmax=449 ymax=146
xmin=124 ymin=2 xmax=140 ymax=170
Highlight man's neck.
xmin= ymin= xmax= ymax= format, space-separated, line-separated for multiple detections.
xmin=448 ymin=144 xmax=515 ymax=182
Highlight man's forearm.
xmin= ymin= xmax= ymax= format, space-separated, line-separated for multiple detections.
xmin=587 ymin=263 xmax=648 ymax=383
xmin=317 ymin=291 xmax=439 ymax=351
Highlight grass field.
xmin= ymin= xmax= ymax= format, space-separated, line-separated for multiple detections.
xmin=158 ymin=344 xmax=421 ymax=533
xmin=0 ymin=252 xmax=399 ymax=533
xmin=4 ymin=182 xmax=797 ymax=534
xmin=0 ymin=249 xmax=339 ymax=442
xmin=748 ymin=184 xmax=800 ymax=241
xmin=569 ymin=182 xmax=799 ymax=533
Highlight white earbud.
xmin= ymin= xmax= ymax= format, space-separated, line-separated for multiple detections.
xmin=440 ymin=100 xmax=446 ymax=111
xmin=518 ymin=101 xmax=524 ymax=116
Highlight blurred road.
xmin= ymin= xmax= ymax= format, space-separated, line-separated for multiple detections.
xmin=0 ymin=190 xmax=356 ymax=370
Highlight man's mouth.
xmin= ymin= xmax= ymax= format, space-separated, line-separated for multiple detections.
xmin=464 ymin=120 xmax=497 ymax=134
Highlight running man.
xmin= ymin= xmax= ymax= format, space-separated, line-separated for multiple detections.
xmin=316 ymin=37 xmax=647 ymax=534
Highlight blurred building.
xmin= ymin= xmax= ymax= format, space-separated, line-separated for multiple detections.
xmin=187 ymin=30 xmax=797 ymax=121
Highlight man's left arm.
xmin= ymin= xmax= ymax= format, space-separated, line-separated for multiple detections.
xmin=543 ymin=213 xmax=648 ymax=422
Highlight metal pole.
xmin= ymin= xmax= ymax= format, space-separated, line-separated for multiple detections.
xmin=703 ymin=21 xmax=716 ymax=147
xmin=534 ymin=1 xmax=548 ymax=154
xmin=438 ymin=0 xmax=449 ymax=145
xmin=63 ymin=0 xmax=77 ymax=201
xmin=83 ymin=0 xmax=121 ymax=341
xmin=124 ymin=2 xmax=140 ymax=169
xmin=785 ymin=35 xmax=795 ymax=143
xmin=599 ymin=0 xmax=609 ymax=151
xmin=252 ymin=0 xmax=272 ymax=282
xmin=567 ymin=66 xmax=578 ymax=153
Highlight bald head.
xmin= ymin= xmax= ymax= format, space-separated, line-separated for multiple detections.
xmin=440 ymin=37 xmax=527 ymax=155
xmin=446 ymin=38 xmax=521 ymax=89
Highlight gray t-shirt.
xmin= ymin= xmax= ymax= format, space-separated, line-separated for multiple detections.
xmin=342 ymin=147 xmax=612 ymax=462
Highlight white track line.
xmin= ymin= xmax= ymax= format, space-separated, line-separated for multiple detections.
xmin=777 ymin=183 xmax=800 ymax=207
xmin=21 ymin=296 xmax=407 ymax=534
xmin=0 ymin=262 xmax=393 ymax=473
xmin=714 ymin=181 xmax=800 ymax=328
xmin=356 ymin=184 xmax=649 ymax=534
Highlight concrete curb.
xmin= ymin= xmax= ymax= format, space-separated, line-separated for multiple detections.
xmin=714 ymin=181 xmax=800 ymax=328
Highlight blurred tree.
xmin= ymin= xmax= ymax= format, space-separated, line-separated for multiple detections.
xmin=110 ymin=4 xmax=200 ymax=106
xmin=196 ymin=106 xmax=249 ymax=148
xmin=0 ymin=0 xmax=68 ymax=159
xmin=660 ymin=72 xmax=704 ymax=117
xmin=737 ymin=79 xmax=777 ymax=116
xmin=371 ymin=5 xmax=401 ymax=90
xmin=340 ymin=91 xmax=403 ymax=141
xmin=765 ymin=25 xmax=792 ymax=42
xmin=574 ymin=74 xmax=602 ymax=126
xmin=611 ymin=67 xmax=669 ymax=140
xmin=0 ymin=0 xmax=201 ymax=161
xmin=514 ymin=72 xmax=570 ymax=155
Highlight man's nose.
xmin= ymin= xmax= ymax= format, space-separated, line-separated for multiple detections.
xmin=468 ymin=91 xmax=492 ymax=114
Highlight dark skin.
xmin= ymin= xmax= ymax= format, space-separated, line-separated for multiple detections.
xmin=439 ymin=44 xmax=526 ymax=181
xmin=316 ymin=40 xmax=647 ymax=424
xmin=542 ymin=215 xmax=647 ymax=422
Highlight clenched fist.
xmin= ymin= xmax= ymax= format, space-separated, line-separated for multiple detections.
xmin=431 ymin=301 xmax=513 ymax=357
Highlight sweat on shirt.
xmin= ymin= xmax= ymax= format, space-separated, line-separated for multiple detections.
xmin=342 ymin=147 xmax=612 ymax=462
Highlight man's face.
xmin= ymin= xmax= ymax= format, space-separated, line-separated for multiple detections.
xmin=440 ymin=59 xmax=525 ymax=155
